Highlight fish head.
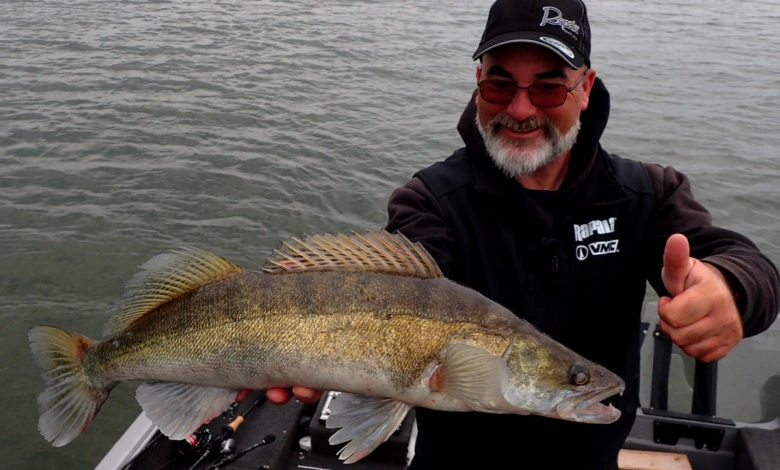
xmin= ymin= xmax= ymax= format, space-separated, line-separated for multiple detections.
xmin=501 ymin=332 xmax=625 ymax=424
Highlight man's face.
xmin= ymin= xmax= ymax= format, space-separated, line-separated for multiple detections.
xmin=476 ymin=44 xmax=594 ymax=178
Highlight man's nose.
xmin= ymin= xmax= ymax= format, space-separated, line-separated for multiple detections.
xmin=505 ymin=87 xmax=538 ymax=121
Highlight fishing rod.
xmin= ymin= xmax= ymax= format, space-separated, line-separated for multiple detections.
xmin=186 ymin=391 xmax=267 ymax=470
xmin=206 ymin=433 xmax=276 ymax=469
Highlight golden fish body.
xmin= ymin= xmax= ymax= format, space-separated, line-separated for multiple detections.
xmin=30 ymin=231 xmax=624 ymax=463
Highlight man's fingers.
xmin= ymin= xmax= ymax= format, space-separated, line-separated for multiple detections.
xmin=659 ymin=318 xmax=737 ymax=362
xmin=662 ymin=233 xmax=694 ymax=297
xmin=266 ymin=387 xmax=323 ymax=405
xmin=657 ymin=287 xmax=703 ymax=328
xmin=659 ymin=300 xmax=743 ymax=363
xmin=292 ymin=386 xmax=323 ymax=404
xmin=265 ymin=388 xmax=293 ymax=405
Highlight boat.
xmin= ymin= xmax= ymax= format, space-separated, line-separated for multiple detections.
xmin=96 ymin=302 xmax=778 ymax=470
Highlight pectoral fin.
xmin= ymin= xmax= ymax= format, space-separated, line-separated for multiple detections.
xmin=136 ymin=382 xmax=238 ymax=440
xmin=325 ymin=393 xmax=412 ymax=464
xmin=439 ymin=343 xmax=509 ymax=411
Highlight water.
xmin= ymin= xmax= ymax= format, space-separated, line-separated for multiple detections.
xmin=1 ymin=0 xmax=778 ymax=467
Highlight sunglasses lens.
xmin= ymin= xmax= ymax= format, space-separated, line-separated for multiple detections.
xmin=478 ymin=80 xmax=568 ymax=107
xmin=528 ymin=84 xmax=566 ymax=107
xmin=478 ymin=81 xmax=515 ymax=105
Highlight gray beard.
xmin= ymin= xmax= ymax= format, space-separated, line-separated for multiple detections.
xmin=476 ymin=114 xmax=581 ymax=179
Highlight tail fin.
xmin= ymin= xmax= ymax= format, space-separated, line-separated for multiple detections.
xmin=29 ymin=326 xmax=110 ymax=447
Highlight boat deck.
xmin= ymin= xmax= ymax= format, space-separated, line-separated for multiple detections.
xmin=101 ymin=389 xmax=779 ymax=470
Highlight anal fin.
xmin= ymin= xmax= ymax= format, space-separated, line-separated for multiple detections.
xmin=325 ymin=392 xmax=412 ymax=464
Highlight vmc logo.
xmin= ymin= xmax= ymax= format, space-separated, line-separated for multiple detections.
xmin=576 ymin=240 xmax=620 ymax=261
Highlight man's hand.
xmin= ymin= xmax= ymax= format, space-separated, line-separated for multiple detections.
xmin=266 ymin=386 xmax=322 ymax=405
xmin=658 ymin=233 xmax=743 ymax=362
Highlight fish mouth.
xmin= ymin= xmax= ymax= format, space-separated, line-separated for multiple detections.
xmin=555 ymin=382 xmax=625 ymax=424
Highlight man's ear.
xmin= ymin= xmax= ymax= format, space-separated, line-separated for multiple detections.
xmin=475 ymin=66 xmax=483 ymax=104
xmin=580 ymin=68 xmax=597 ymax=111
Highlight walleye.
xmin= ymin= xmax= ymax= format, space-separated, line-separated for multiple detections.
xmin=29 ymin=231 xmax=625 ymax=463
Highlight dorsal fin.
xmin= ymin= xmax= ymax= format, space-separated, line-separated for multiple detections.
xmin=262 ymin=230 xmax=443 ymax=279
xmin=102 ymin=247 xmax=244 ymax=338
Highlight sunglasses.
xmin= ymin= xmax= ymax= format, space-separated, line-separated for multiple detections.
xmin=477 ymin=70 xmax=589 ymax=108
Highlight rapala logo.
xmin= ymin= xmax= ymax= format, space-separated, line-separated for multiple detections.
xmin=576 ymin=240 xmax=619 ymax=261
xmin=573 ymin=217 xmax=616 ymax=242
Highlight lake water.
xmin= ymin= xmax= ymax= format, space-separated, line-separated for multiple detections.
xmin=1 ymin=0 xmax=778 ymax=468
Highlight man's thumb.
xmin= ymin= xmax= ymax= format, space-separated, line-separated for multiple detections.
xmin=662 ymin=233 xmax=694 ymax=297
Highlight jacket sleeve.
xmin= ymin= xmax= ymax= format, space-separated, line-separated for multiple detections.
xmin=644 ymin=163 xmax=780 ymax=337
xmin=384 ymin=177 xmax=457 ymax=277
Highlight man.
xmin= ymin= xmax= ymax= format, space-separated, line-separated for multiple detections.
xmin=270 ymin=0 xmax=780 ymax=467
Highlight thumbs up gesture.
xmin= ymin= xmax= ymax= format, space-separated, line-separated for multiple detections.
xmin=658 ymin=234 xmax=743 ymax=362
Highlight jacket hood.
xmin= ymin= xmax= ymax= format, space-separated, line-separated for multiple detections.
xmin=456 ymin=77 xmax=611 ymax=191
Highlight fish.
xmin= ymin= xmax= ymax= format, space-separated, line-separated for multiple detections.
xmin=29 ymin=230 xmax=625 ymax=463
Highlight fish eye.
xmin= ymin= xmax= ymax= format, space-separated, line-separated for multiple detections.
xmin=569 ymin=364 xmax=590 ymax=386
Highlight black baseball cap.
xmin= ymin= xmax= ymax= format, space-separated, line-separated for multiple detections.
xmin=473 ymin=0 xmax=591 ymax=69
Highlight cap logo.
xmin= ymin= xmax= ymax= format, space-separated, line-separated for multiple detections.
xmin=539 ymin=36 xmax=575 ymax=59
xmin=540 ymin=6 xmax=580 ymax=35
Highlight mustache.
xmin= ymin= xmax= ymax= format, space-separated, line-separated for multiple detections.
xmin=489 ymin=115 xmax=552 ymax=134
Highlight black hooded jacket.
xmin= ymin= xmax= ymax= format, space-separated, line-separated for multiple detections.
xmin=384 ymin=78 xmax=779 ymax=469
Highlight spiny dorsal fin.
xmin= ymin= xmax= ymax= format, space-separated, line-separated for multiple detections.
xmin=102 ymin=247 xmax=244 ymax=338
xmin=262 ymin=230 xmax=443 ymax=279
